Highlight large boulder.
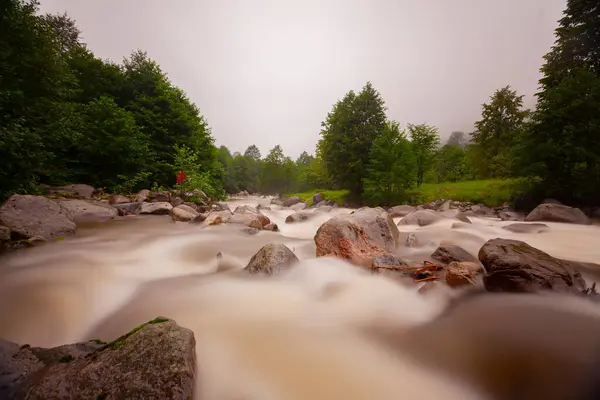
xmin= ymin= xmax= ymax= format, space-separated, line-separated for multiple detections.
xmin=388 ymin=205 xmax=417 ymax=218
xmin=263 ymin=223 xmax=279 ymax=232
xmin=1 ymin=318 xmax=196 ymax=400
xmin=431 ymin=245 xmax=479 ymax=264
xmin=0 ymin=195 xmax=75 ymax=240
xmin=233 ymin=205 xmax=258 ymax=214
xmin=270 ymin=198 xmax=284 ymax=206
xmin=171 ymin=197 xmax=184 ymax=207
xmin=479 ymin=238 xmax=586 ymax=293
xmin=48 ymin=184 xmax=95 ymax=199
xmin=314 ymin=206 xmax=333 ymax=213
xmin=498 ymin=211 xmax=523 ymax=221
xmin=114 ymin=202 xmax=142 ymax=216
xmin=138 ymin=202 xmax=173 ymax=215
xmin=282 ymin=196 xmax=301 ymax=207
xmin=502 ymin=223 xmax=550 ymax=234
xmin=108 ymin=194 xmax=131 ymax=205
xmin=213 ymin=202 xmax=231 ymax=212
xmin=525 ymin=203 xmax=591 ymax=225
xmin=244 ymin=243 xmax=298 ymax=275
xmin=312 ymin=193 xmax=324 ymax=204
xmin=231 ymin=213 xmax=269 ymax=229
xmin=455 ymin=212 xmax=472 ymax=224
xmin=171 ymin=205 xmax=199 ymax=222
xmin=134 ymin=189 xmax=150 ymax=203
xmin=398 ymin=210 xmax=444 ymax=227
xmin=314 ymin=207 xmax=399 ymax=264
xmin=58 ymin=200 xmax=118 ymax=223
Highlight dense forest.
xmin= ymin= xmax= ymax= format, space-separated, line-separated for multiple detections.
xmin=2 ymin=0 xmax=599 ymax=208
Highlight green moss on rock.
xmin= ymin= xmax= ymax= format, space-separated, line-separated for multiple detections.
xmin=101 ymin=317 xmax=171 ymax=351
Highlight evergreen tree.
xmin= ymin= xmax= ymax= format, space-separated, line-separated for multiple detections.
xmin=318 ymin=82 xmax=387 ymax=197
xmin=519 ymin=0 xmax=600 ymax=206
xmin=363 ymin=122 xmax=416 ymax=206
xmin=470 ymin=86 xmax=528 ymax=178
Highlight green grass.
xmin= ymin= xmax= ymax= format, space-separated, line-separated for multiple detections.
xmin=285 ymin=189 xmax=350 ymax=206
xmin=406 ymin=179 xmax=516 ymax=207
xmin=99 ymin=317 xmax=170 ymax=351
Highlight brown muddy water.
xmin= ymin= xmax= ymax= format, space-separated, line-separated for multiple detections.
xmin=1 ymin=196 xmax=600 ymax=399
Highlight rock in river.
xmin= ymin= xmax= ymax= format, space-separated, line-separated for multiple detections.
xmin=502 ymin=223 xmax=549 ymax=234
xmin=398 ymin=210 xmax=444 ymax=226
xmin=431 ymin=245 xmax=479 ymax=264
xmin=138 ymin=202 xmax=173 ymax=215
xmin=388 ymin=205 xmax=417 ymax=218
xmin=525 ymin=203 xmax=591 ymax=225
xmin=479 ymin=238 xmax=586 ymax=293
xmin=245 ymin=243 xmax=299 ymax=275
xmin=58 ymin=199 xmax=118 ymax=223
xmin=0 ymin=195 xmax=75 ymax=240
xmin=0 ymin=318 xmax=196 ymax=400
xmin=314 ymin=207 xmax=399 ymax=264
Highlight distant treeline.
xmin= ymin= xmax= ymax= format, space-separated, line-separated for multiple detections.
xmin=2 ymin=0 xmax=599 ymax=208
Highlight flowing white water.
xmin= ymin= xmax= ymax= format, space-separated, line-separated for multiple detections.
xmin=1 ymin=196 xmax=599 ymax=399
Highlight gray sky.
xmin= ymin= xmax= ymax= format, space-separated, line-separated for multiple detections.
xmin=40 ymin=0 xmax=566 ymax=158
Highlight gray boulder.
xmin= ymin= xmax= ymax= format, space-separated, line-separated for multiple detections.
xmin=245 ymin=243 xmax=298 ymax=275
xmin=498 ymin=211 xmax=523 ymax=221
xmin=282 ymin=196 xmax=301 ymax=207
xmin=231 ymin=213 xmax=269 ymax=229
xmin=290 ymin=202 xmax=307 ymax=211
xmin=171 ymin=197 xmax=184 ymax=207
xmin=171 ymin=205 xmax=199 ymax=222
xmin=455 ymin=212 xmax=472 ymax=224
xmin=431 ymin=245 xmax=479 ymax=264
xmin=138 ymin=202 xmax=173 ymax=215
xmin=398 ymin=210 xmax=444 ymax=226
xmin=0 ymin=195 xmax=75 ymax=240
xmin=525 ymin=203 xmax=591 ymax=225
xmin=312 ymin=193 xmax=324 ymax=204
xmin=233 ymin=204 xmax=258 ymax=214
xmin=205 ymin=210 xmax=233 ymax=225
xmin=388 ymin=205 xmax=416 ymax=218
xmin=58 ymin=199 xmax=118 ymax=223
xmin=7 ymin=318 xmax=196 ymax=400
xmin=150 ymin=192 xmax=171 ymax=203
xmin=479 ymin=238 xmax=586 ymax=293
xmin=503 ymin=223 xmax=549 ymax=234
xmin=213 ymin=202 xmax=231 ymax=212
xmin=315 ymin=207 xmax=399 ymax=264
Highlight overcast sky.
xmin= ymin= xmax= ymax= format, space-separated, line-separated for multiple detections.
xmin=39 ymin=0 xmax=566 ymax=158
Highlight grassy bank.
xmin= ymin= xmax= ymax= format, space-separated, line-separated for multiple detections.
xmin=285 ymin=189 xmax=350 ymax=206
xmin=406 ymin=179 xmax=516 ymax=207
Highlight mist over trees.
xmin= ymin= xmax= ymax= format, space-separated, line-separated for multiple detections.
xmin=2 ymin=0 xmax=599 ymax=209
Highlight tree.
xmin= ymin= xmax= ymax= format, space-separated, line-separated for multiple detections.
xmin=517 ymin=0 xmax=600 ymax=206
xmin=446 ymin=131 xmax=467 ymax=148
xmin=243 ymin=144 xmax=261 ymax=160
xmin=408 ymin=124 xmax=440 ymax=186
xmin=470 ymin=86 xmax=528 ymax=178
xmin=318 ymin=82 xmax=387 ymax=197
xmin=363 ymin=121 xmax=416 ymax=206
xmin=433 ymin=144 xmax=471 ymax=183
xmin=260 ymin=145 xmax=287 ymax=193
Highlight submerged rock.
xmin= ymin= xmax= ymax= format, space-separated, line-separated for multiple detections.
xmin=455 ymin=212 xmax=472 ymax=224
xmin=290 ymin=202 xmax=307 ymax=211
xmin=398 ymin=210 xmax=444 ymax=227
xmin=388 ymin=205 xmax=416 ymax=218
xmin=245 ymin=243 xmax=298 ymax=275
xmin=0 ymin=318 xmax=195 ymax=400
xmin=114 ymin=202 xmax=142 ymax=216
xmin=502 ymin=223 xmax=549 ymax=234
xmin=314 ymin=207 xmax=399 ymax=264
xmin=0 ymin=195 xmax=75 ymax=240
xmin=445 ymin=261 xmax=482 ymax=288
xmin=263 ymin=223 xmax=280 ymax=232
xmin=479 ymin=238 xmax=586 ymax=293
xmin=205 ymin=210 xmax=233 ymax=225
xmin=525 ymin=203 xmax=591 ymax=225
xmin=431 ymin=245 xmax=479 ymax=264
xmin=285 ymin=212 xmax=311 ymax=223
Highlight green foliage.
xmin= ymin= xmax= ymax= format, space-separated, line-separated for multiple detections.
xmin=259 ymin=145 xmax=297 ymax=194
xmin=285 ymin=189 xmax=350 ymax=206
xmin=406 ymin=179 xmax=516 ymax=207
xmin=363 ymin=121 xmax=417 ymax=206
xmin=408 ymin=124 xmax=441 ymax=186
xmin=318 ymin=82 xmax=387 ymax=197
xmin=433 ymin=144 xmax=473 ymax=183
xmin=0 ymin=0 xmax=221 ymax=200
xmin=518 ymin=0 xmax=600 ymax=206
xmin=470 ymin=86 xmax=528 ymax=178
xmin=172 ymin=145 xmax=225 ymax=200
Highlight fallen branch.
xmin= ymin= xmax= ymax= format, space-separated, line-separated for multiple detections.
xmin=415 ymin=276 xmax=441 ymax=283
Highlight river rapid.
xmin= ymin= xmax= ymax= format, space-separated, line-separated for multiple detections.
xmin=1 ymin=196 xmax=600 ymax=398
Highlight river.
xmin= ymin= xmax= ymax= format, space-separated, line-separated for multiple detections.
xmin=1 ymin=196 xmax=599 ymax=398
